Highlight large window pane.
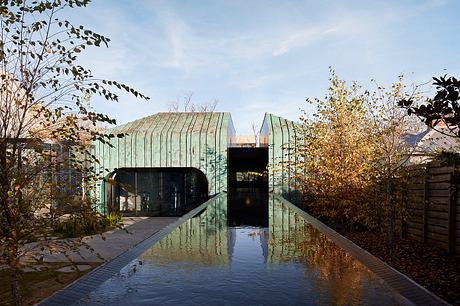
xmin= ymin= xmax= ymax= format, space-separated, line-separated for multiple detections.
xmin=107 ymin=168 xmax=208 ymax=216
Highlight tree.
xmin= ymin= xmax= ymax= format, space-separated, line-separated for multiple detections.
xmin=168 ymin=91 xmax=218 ymax=112
xmin=0 ymin=1 xmax=148 ymax=304
xmin=293 ymin=70 xmax=424 ymax=247
xmin=399 ymin=75 xmax=460 ymax=138
xmin=366 ymin=76 xmax=424 ymax=262
xmin=294 ymin=70 xmax=378 ymax=228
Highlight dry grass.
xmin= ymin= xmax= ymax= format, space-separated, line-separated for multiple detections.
xmin=0 ymin=262 xmax=99 ymax=306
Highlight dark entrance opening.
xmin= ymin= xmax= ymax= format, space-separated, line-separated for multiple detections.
xmin=227 ymin=147 xmax=269 ymax=226
xmin=106 ymin=168 xmax=208 ymax=216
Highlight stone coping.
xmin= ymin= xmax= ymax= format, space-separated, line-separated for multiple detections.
xmin=39 ymin=194 xmax=223 ymax=306
xmin=40 ymin=192 xmax=448 ymax=306
xmin=274 ymin=194 xmax=449 ymax=306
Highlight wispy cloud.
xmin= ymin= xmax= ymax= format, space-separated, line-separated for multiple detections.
xmin=160 ymin=14 xmax=189 ymax=69
xmin=273 ymin=26 xmax=336 ymax=56
xmin=67 ymin=0 xmax=460 ymax=133
xmin=271 ymin=14 xmax=383 ymax=57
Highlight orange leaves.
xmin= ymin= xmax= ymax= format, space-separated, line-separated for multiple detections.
xmin=295 ymin=71 xmax=381 ymax=227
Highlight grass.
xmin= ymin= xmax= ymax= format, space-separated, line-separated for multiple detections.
xmin=0 ymin=262 xmax=99 ymax=306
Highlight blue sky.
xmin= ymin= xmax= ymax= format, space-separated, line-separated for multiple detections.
xmin=69 ymin=0 xmax=460 ymax=134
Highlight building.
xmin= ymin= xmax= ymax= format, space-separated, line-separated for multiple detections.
xmin=93 ymin=112 xmax=300 ymax=215
xmin=406 ymin=126 xmax=460 ymax=164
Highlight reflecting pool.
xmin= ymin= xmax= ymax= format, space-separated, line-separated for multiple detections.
xmin=77 ymin=195 xmax=410 ymax=305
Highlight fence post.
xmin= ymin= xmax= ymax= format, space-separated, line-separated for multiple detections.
xmin=448 ymin=168 xmax=457 ymax=254
xmin=422 ymin=166 xmax=429 ymax=243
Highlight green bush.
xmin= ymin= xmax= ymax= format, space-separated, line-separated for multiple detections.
xmin=102 ymin=212 xmax=122 ymax=228
xmin=54 ymin=210 xmax=121 ymax=238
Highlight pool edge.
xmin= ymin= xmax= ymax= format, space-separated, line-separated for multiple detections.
xmin=273 ymin=193 xmax=450 ymax=306
xmin=38 ymin=193 xmax=224 ymax=306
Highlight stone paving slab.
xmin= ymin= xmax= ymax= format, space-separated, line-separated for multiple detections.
xmin=56 ymin=264 xmax=92 ymax=273
xmin=18 ymin=216 xmax=178 ymax=264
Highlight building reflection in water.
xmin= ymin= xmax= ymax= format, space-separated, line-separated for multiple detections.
xmin=128 ymin=194 xmax=405 ymax=306
xmin=140 ymin=194 xmax=233 ymax=267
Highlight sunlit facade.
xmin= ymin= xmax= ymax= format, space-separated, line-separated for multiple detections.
xmin=93 ymin=112 xmax=298 ymax=215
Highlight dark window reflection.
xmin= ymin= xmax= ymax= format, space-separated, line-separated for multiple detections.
xmin=106 ymin=168 xmax=208 ymax=216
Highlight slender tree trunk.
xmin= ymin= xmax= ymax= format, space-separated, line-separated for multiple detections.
xmin=8 ymin=233 xmax=22 ymax=306
xmin=386 ymin=173 xmax=395 ymax=265
xmin=10 ymin=266 xmax=22 ymax=306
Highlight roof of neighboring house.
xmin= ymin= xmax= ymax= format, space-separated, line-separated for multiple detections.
xmin=408 ymin=127 xmax=459 ymax=154
xmin=405 ymin=129 xmax=430 ymax=147
xmin=406 ymin=127 xmax=460 ymax=164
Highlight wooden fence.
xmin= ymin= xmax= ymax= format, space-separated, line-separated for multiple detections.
xmin=405 ymin=162 xmax=460 ymax=254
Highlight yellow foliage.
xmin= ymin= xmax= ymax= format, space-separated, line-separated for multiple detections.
xmin=292 ymin=71 xmax=421 ymax=230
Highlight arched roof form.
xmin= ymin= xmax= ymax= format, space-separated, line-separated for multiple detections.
xmin=94 ymin=112 xmax=235 ymax=207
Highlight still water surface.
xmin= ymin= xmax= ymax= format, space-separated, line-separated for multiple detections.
xmin=78 ymin=195 xmax=410 ymax=305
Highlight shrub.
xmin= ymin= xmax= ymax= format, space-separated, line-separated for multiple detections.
xmin=53 ymin=209 xmax=121 ymax=238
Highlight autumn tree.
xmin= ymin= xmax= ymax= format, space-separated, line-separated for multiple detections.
xmin=294 ymin=71 xmax=423 ymax=242
xmin=294 ymin=70 xmax=378 ymax=228
xmin=366 ymin=77 xmax=424 ymax=261
xmin=0 ymin=1 xmax=148 ymax=304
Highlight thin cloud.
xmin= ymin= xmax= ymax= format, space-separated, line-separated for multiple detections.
xmin=161 ymin=14 xmax=189 ymax=69
xmin=272 ymin=16 xmax=378 ymax=57
xmin=273 ymin=26 xmax=335 ymax=56
xmin=65 ymin=0 xmax=459 ymax=134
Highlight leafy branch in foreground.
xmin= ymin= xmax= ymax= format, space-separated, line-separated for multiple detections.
xmin=399 ymin=75 xmax=460 ymax=138
xmin=0 ymin=1 xmax=148 ymax=305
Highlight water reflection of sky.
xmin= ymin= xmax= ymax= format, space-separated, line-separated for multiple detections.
xmin=77 ymin=195 xmax=411 ymax=306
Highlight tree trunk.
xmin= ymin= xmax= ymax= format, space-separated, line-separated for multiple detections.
xmin=386 ymin=169 xmax=395 ymax=265
xmin=10 ymin=266 xmax=22 ymax=306
xmin=9 ymin=240 xmax=22 ymax=306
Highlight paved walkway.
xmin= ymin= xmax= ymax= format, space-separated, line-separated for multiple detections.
xmin=22 ymin=217 xmax=178 ymax=264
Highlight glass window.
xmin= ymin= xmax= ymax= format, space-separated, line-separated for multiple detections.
xmin=107 ymin=168 xmax=208 ymax=216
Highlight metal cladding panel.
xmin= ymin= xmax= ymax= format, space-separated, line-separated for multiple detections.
xmin=143 ymin=115 xmax=160 ymax=168
xmin=170 ymin=113 xmax=184 ymax=167
xmin=261 ymin=113 xmax=300 ymax=197
xmin=128 ymin=118 xmax=147 ymax=168
xmin=220 ymin=114 xmax=233 ymax=192
xmin=201 ymin=112 xmax=213 ymax=186
xmin=134 ymin=115 xmax=154 ymax=167
xmin=206 ymin=113 xmax=220 ymax=194
xmin=179 ymin=114 xmax=195 ymax=167
xmin=93 ymin=112 xmax=233 ymax=210
xmin=191 ymin=113 xmax=205 ymax=171
xmin=186 ymin=113 xmax=198 ymax=168
xmin=152 ymin=113 xmax=168 ymax=167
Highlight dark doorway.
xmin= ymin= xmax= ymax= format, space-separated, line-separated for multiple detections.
xmin=227 ymin=147 xmax=269 ymax=226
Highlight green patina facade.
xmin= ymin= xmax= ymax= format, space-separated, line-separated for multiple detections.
xmin=94 ymin=112 xmax=235 ymax=213
xmin=93 ymin=112 xmax=299 ymax=214
xmin=260 ymin=113 xmax=301 ymax=197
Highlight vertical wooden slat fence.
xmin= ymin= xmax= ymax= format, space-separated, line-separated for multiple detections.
xmin=406 ymin=161 xmax=460 ymax=254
